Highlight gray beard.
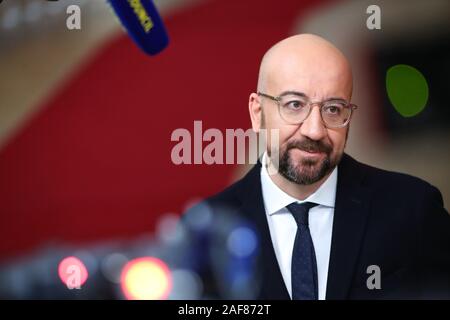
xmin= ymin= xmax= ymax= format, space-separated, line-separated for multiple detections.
xmin=278 ymin=149 xmax=338 ymax=185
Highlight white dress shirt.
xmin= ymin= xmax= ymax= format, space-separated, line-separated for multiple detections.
xmin=260 ymin=152 xmax=337 ymax=300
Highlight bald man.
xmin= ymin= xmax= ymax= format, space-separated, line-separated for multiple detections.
xmin=181 ymin=34 xmax=450 ymax=300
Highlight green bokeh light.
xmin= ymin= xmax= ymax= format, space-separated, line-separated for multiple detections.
xmin=386 ymin=64 xmax=429 ymax=117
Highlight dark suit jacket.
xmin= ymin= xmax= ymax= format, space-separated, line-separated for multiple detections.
xmin=181 ymin=153 xmax=450 ymax=299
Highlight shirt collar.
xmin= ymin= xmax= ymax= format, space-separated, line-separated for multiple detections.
xmin=260 ymin=152 xmax=338 ymax=216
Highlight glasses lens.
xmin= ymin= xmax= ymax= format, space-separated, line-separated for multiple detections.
xmin=321 ymin=101 xmax=352 ymax=127
xmin=279 ymin=95 xmax=309 ymax=123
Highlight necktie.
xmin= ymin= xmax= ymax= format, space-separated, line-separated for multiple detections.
xmin=286 ymin=202 xmax=319 ymax=300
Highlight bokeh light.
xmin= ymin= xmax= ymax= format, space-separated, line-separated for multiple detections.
xmin=156 ymin=213 xmax=186 ymax=246
xmin=169 ymin=269 xmax=203 ymax=300
xmin=386 ymin=64 xmax=429 ymax=117
xmin=183 ymin=201 xmax=213 ymax=232
xmin=58 ymin=256 xmax=89 ymax=289
xmin=101 ymin=253 xmax=129 ymax=284
xmin=227 ymin=227 xmax=258 ymax=258
xmin=120 ymin=257 xmax=172 ymax=300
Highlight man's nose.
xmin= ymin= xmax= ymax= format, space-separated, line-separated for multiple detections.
xmin=298 ymin=105 xmax=327 ymax=141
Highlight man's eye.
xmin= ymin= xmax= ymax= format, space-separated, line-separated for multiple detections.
xmin=284 ymin=101 xmax=304 ymax=110
xmin=324 ymin=105 xmax=342 ymax=115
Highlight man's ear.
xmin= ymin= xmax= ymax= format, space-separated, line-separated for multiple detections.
xmin=249 ymin=93 xmax=263 ymax=133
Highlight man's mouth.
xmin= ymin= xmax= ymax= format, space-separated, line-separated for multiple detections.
xmin=291 ymin=148 xmax=325 ymax=156
xmin=302 ymin=148 xmax=322 ymax=154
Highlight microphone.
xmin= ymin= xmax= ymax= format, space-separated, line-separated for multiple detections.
xmin=108 ymin=0 xmax=169 ymax=56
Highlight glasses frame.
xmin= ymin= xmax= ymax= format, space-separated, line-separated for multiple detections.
xmin=257 ymin=91 xmax=358 ymax=128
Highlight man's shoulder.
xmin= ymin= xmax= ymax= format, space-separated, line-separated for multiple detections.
xmin=187 ymin=154 xmax=442 ymax=214
xmin=185 ymin=164 xmax=261 ymax=214
xmin=210 ymin=166 xmax=259 ymax=203
xmin=344 ymin=153 xmax=440 ymax=198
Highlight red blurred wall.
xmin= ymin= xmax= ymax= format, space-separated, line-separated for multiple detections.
xmin=0 ymin=0 xmax=331 ymax=261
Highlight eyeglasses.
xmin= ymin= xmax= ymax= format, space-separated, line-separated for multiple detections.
xmin=257 ymin=91 xmax=358 ymax=128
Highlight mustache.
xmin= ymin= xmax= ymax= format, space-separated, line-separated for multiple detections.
xmin=285 ymin=138 xmax=332 ymax=154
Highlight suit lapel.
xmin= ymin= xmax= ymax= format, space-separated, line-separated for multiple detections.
xmin=237 ymin=162 xmax=291 ymax=300
xmin=325 ymin=154 xmax=373 ymax=299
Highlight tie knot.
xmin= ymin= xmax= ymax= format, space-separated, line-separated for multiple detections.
xmin=286 ymin=202 xmax=318 ymax=226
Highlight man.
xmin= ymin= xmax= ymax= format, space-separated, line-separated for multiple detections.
xmin=181 ymin=34 xmax=450 ymax=300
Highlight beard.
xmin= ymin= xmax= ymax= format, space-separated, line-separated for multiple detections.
xmin=274 ymin=137 xmax=342 ymax=185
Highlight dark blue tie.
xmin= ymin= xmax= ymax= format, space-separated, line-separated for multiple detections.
xmin=286 ymin=202 xmax=319 ymax=300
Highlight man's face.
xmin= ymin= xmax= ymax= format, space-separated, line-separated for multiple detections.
xmin=253 ymin=52 xmax=352 ymax=185
xmin=269 ymin=109 xmax=348 ymax=185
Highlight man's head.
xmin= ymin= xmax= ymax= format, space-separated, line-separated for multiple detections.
xmin=249 ymin=34 xmax=354 ymax=185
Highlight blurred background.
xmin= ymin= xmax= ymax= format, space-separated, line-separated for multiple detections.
xmin=0 ymin=0 xmax=449 ymax=299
